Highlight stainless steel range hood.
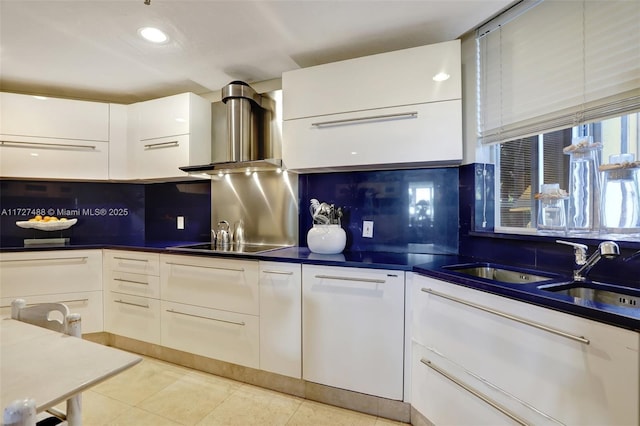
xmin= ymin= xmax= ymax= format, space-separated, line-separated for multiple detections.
xmin=180 ymin=81 xmax=282 ymax=175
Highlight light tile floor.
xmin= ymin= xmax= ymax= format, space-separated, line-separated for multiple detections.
xmin=74 ymin=355 xmax=410 ymax=426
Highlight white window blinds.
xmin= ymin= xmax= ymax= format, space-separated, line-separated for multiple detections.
xmin=477 ymin=0 xmax=640 ymax=145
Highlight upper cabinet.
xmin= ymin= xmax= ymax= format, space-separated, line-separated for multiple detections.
xmin=0 ymin=92 xmax=111 ymax=180
xmin=282 ymin=40 xmax=462 ymax=172
xmin=127 ymin=92 xmax=211 ymax=180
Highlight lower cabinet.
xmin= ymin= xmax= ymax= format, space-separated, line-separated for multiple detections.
xmin=259 ymin=261 xmax=302 ymax=378
xmin=302 ymin=264 xmax=405 ymax=400
xmin=159 ymin=254 xmax=260 ymax=368
xmin=0 ymin=250 xmax=103 ymax=333
xmin=411 ymin=273 xmax=640 ymax=426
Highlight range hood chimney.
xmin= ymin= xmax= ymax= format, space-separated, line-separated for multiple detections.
xmin=180 ymin=81 xmax=282 ymax=175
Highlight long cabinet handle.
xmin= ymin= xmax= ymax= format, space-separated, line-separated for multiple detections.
xmin=262 ymin=270 xmax=294 ymax=276
xmin=166 ymin=309 xmax=246 ymax=326
xmin=0 ymin=256 xmax=88 ymax=263
xmin=420 ymin=358 xmax=529 ymax=426
xmin=315 ymin=274 xmax=385 ymax=284
xmin=311 ymin=111 xmax=418 ymax=127
xmin=0 ymin=298 xmax=89 ymax=309
xmin=114 ymin=278 xmax=149 ymax=285
xmin=113 ymin=256 xmax=149 ymax=262
xmin=421 ymin=288 xmax=590 ymax=345
xmin=144 ymin=140 xmax=179 ymax=149
xmin=0 ymin=140 xmax=97 ymax=150
xmin=114 ymin=299 xmax=150 ymax=309
xmin=165 ymin=261 xmax=245 ymax=273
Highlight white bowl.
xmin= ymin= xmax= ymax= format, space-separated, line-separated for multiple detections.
xmin=307 ymin=224 xmax=346 ymax=254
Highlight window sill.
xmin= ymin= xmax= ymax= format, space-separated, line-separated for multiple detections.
xmin=469 ymin=229 xmax=640 ymax=250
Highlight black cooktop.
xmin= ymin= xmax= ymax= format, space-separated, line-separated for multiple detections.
xmin=171 ymin=242 xmax=288 ymax=254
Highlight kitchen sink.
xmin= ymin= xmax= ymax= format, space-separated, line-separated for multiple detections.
xmin=444 ymin=263 xmax=556 ymax=284
xmin=538 ymin=282 xmax=640 ymax=309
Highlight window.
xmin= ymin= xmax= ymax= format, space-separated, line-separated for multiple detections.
xmin=477 ymin=0 xmax=640 ymax=237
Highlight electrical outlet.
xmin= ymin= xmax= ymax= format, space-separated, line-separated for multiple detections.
xmin=177 ymin=216 xmax=185 ymax=230
xmin=362 ymin=221 xmax=374 ymax=238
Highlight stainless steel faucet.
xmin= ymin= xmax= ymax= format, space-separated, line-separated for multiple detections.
xmin=557 ymin=240 xmax=620 ymax=281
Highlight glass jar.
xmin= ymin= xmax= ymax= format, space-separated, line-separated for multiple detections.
xmin=564 ymin=138 xmax=602 ymax=234
xmin=536 ymin=183 xmax=567 ymax=234
xmin=600 ymin=154 xmax=640 ymax=235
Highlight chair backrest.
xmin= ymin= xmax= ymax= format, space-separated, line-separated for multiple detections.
xmin=10 ymin=299 xmax=81 ymax=337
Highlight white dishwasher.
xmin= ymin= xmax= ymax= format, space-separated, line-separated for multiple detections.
xmin=302 ymin=264 xmax=405 ymax=400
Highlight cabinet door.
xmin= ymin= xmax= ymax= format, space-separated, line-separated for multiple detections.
xmin=283 ymin=101 xmax=462 ymax=171
xmin=259 ymin=261 xmax=301 ymax=378
xmin=1 ymin=291 xmax=103 ymax=334
xmin=161 ymin=300 xmax=259 ymax=368
xmin=137 ymin=93 xmax=191 ymax=141
xmin=0 ymin=92 xmax=109 ymax=141
xmin=283 ymin=40 xmax=461 ymax=120
xmin=302 ymin=265 xmax=405 ymax=400
xmin=0 ymin=135 xmax=109 ymax=180
xmin=413 ymin=274 xmax=640 ymax=425
xmin=160 ymin=254 xmax=259 ymax=315
xmin=0 ymin=250 xmax=103 ymax=298
xmin=131 ymin=134 xmax=191 ymax=180
xmin=105 ymin=292 xmax=161 ymax=344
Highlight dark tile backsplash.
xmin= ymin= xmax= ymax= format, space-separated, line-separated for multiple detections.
xmin=0 ymin=179 xmax=210 ymax=246
xmin=298 ymin=168 xmax=459 ymax=254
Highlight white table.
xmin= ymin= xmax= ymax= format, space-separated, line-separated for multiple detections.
xmin=1 ymin=318 xmax=141 ymax=424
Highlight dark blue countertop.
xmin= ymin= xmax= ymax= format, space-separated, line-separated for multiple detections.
xmin=2 ymin=242 xmax=638 ymax=331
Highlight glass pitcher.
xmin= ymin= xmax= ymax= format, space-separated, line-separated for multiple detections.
xmin=564 ymin=138 xmax=602 ymax=234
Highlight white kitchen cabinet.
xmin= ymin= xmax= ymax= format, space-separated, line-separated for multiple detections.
xmin=129 ymin=92 xmax=211 ymax=180
xmin=159 ymin=254 xmax=260 ymax=368
xmin=259 ymin=261 xmax=301 ymax=378
xmin=411 ymin=273 xmax=640 ymax=426
xmin=302 ymin=265 xmax=405 ymax=400
xmin=161 ymin=300 xmax=259 ymax=368
xmin=103 ymin=250 xmax=161 ymax=343
xmin=282 ymin=40 xmax=461 ymax=171
xmin=0 ymin=250 xmax=103 ymax=332
xmin=0 ymin=92 xmax=111 ymax=180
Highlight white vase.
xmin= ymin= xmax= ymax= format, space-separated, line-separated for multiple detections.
xmin=307 ymin=224 xmax=346 ymax=254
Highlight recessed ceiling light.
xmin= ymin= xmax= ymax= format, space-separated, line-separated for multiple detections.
xmin=432 ymin=72 xmax=450 ymax=82
xmin=138 ymin=27 xmax=168 ymax=43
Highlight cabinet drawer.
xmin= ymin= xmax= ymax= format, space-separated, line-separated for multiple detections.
xmin=104 ymin=250 xmax=160 ymax=276
xmin=282 ymin=40 xmax=461 ymax=120
xmin=283 ymin=101 xmax=462 ymax=171
xmin=0 ymin=136 xmax=109 ymax=180
xmin=105 ymin=271 xmax=160 ymax=299
xmin=1 ymin=290 xmax=104 ymax=334
xmin=413 ymin=274 xmax=640 ymax=425
xmin=0 ymin=250 xmax=102 ymax=298
xmin=105 ymin=292 xmax=161 ymax=344
xmin=161 ymin=301 xmax=259 ymax=368
xmin=160 ymin=254 xmax=259 ymax=315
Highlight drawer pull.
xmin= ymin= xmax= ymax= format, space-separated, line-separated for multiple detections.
xmin=0 ymin=140 xmax=97 ymax=150
xmin=165 ymin=262 xmax=245 ymax=272
xmin=420 ymin=358 xmax=529 ymax=426
xmin=114 ymin=278 xmax=149 ymax=285
xmin=315 ymin=274 xmax=385 ymax=284
xmin=0 ymin=298 xmax=89 ymax=309
xmin=114 ymin=299 xmax=149 ymax=309
xmin=144 ymin=140 xmax=179 ymax=149
xmin=311 ymin=111 xmax=418 ymax=127
xmin=166 ymin=309 xmax=246 ymax=326
xmin=262 ymin=270 xmax=294 ymax=276
xmin=113 ymin=256 xmax=149 ymax=262
xmin=421 ymin=288 xmax=590 ymax=345
xmin=0 ymin=256 xmax=88 ymax=263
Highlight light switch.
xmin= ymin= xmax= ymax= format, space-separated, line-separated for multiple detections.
xmin=177 ymin=216 xmax=185 ymax=230
xmin=362 ymin=221 xmax=374 ymax=238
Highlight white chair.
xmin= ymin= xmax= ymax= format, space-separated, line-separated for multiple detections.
xmin=10 ymin=299 xmax=82 ymax=426
xmin=3 ymin=398 xmax=36 ymax=426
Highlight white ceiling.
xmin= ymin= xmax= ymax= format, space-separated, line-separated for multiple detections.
xmin=0 ymin=0 xmax=513 ymax=104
